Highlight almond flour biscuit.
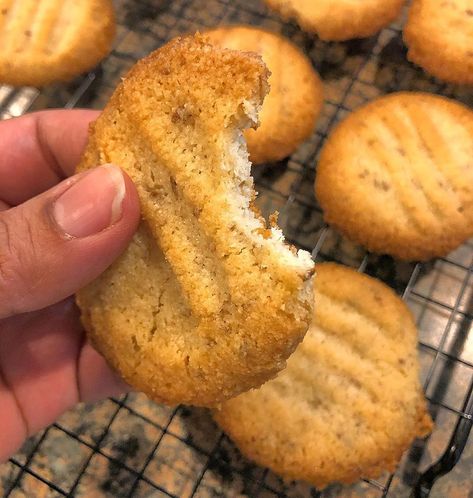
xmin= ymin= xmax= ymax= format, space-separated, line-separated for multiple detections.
xmin=205 ymin=26 xmax=323 ymax=164
xmin=264 ymin=0 xmax=405 ymax=41
xmin=76 ymin=35 xmax=315 ymax=407
xmin=404 ymin=0 xmax=473 ymax=85
xmin=315 ymin=92 xmax=473 ymax=261
xmin=0 ymin=0 xmax=115 ymax=87
xmin=214 ymin=263 xmax=433 ymax=488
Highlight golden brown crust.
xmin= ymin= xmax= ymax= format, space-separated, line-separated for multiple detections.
xmin=205 ymin=25 xmax=323 ymax=164
xmin=214 ymin=263 xmax=433 ymax=489
xmin=315 ymin=92 xmax=473 ymax=261
xmin=404 ymin=0 xmax=473 ymax=85
xmin=264 ymin=0 xmax=405 ymax=41
xmin=76 ymin=35 xmax=315 ymax=407
xmin=0 ymin=0 xmax=115 ymax=87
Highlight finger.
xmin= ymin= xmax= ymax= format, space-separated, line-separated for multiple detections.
xmin=78 ymin=342 xmax=131 ymax=403
xmin=0 ymin=373 xmax=27 ymax=463
xmin=0 ymin=109 xmax=99 ymax=206
xmin=0 ymin=164 xmax=140 ymax=319
xmin=0 ymin=299 xmax=130 ymax=462
xmin=0 ymin=300 xmax=81 ymax=449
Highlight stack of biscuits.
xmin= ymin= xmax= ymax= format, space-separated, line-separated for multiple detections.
xmin=3 ymin=0 xmax=473 ymax=492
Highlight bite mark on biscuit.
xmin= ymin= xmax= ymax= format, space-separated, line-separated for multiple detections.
xmin=75 ymin=35 xmax=315 ymax=406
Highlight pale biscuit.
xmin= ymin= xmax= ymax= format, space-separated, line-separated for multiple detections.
xmin=0 ymin=0 xmax=115 ymax=87
xmin=264 ymin=0 xmax=405 ymax=41
xmin=315 ymin=92 xmax=473 ymax=261
xmin=214 ymin=263 xmax=433 ymax=489
xmin=404 ymin=0 xmax=473 ymax=85
xmin=205 ymin=25 xmax=323 ymax=164
xmin=76 ymin=35 xmax=315 ymax=407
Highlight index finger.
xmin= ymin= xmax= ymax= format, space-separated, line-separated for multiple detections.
xmin=0 ymin=109 xmax=99 ymax=206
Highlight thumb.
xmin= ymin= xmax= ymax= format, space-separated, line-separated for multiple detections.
xmin=0 ymin=165 xmax=140 ymax=319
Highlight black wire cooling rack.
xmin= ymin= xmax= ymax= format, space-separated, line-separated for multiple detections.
xmin=1 ymin=0 xmax=472 ymax=497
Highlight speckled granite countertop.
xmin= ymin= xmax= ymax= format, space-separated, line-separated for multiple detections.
xmin=1 ymin=0 xmax=473 ymax=496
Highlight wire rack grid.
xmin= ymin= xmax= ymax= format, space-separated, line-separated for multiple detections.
xmin=0 ymin=0 xmax=472 ymax=497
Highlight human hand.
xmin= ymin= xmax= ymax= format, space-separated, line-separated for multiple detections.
xmin=0 ymin=110 xmax=140 ymax=462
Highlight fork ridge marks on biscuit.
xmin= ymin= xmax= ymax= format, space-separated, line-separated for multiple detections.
xmin=76 ymin=35 xmax=315 ymax=407
xmin=0 ymin=0 xmax=115 ymax=86
xmin=315 ymin=92 xmax=473 ymax=261
xmin=205 ymin=25 xmax=324 ymax=164
xmin=404 ymin=0 xmax=473 ymax=85
xmin=264 ymin=0 xmax=405 ymax=41
xmin=214 ymin=263 xmax=432 ymax=488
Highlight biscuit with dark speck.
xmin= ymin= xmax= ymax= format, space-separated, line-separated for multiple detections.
xmin=214 ymin=263 xmax=433 ymax=489
xmin=0 ymin=0 xmax=115 ymax=86
xmin=315 ymin=92 xmax=473 ymax=261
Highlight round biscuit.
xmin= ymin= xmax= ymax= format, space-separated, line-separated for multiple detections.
xmin=205 ymin=25 xmax=323 ymax=164
xmin=214 ymin=263 xmax=433 ymax=489
xmin=0 ymin=0 xmax=115 ymax=87
xmin=404 ymin=0 xmax=473 ymax=85
xmin=315 ymin=92 xmax=473 ymax=261
xmin=75 ymin=35 xmax=315 ymax=407
xmin=264 ymin=0 xmax=405 ymax=41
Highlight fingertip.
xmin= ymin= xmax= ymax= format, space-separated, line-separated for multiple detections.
xmin=51 ymin=164 xmax=140 ymax=240
xmin=0 ymin=164 xmax=141 ymax=318
xmin=120 ymin=168 xmax=141 ymax=232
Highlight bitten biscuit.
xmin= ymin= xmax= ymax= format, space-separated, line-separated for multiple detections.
xmin=264 ymin=0 xmax=405 ymax=41
xmin=76 ymin=35 xmax=315 ymax=407
xmin=315 ymin=92 xmax=473 ymax=261
xmin=214 ymin=263 xmax=433 ymax=489
xmin=0 ymin=0 xmax=115 ymax=87
xmin=404 ymin=0 xmax=473 ymax=85
xmin=205 ymin=26 xmax=323 ymax=164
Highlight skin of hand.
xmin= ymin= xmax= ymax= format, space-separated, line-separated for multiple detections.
xmin=0 ymin=109 xmax=141 ymax=462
